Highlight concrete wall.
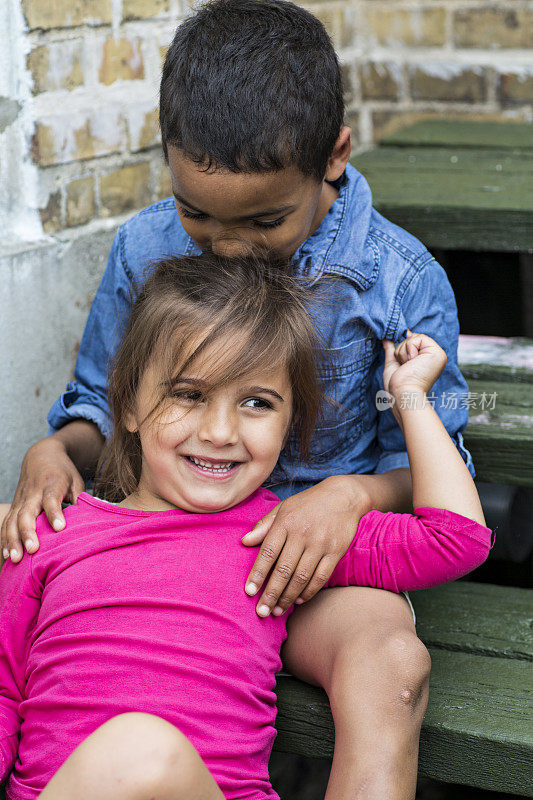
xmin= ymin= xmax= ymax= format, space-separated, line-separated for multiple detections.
xmin=1 ymin=0 xmax=532 ymax=499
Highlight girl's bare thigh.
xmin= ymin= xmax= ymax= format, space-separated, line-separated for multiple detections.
xmin=38 ymin=712 xmax=225 ymax=800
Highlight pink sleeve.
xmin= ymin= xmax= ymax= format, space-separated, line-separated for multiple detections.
xmin=326 ymin=507 xmax=493 ymax=592
xmin=0 ymin=555 xmax=42 ymax=781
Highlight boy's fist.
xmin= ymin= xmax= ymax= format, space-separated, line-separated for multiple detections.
xmin=382 ymin=330 xmax=447 ymax=400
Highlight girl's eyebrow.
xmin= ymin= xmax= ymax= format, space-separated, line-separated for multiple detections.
xmin=245 ymin=386 xmax=285 ymax=402
xmin=173 ymin=192 xmax=295 ymax=219
xmin=171 ymin=377 xmax=285 ymax=403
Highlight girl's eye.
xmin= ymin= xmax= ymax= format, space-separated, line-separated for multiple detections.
xmin=243 ymin=397 xmax=273 ymax=410
xmin=179 ymin=207 xmax=208 ymax=221
xmin=251 ymin=217 xmax=285 ymax=229
xmin=172 ymin=389 xmax=203 ymax=403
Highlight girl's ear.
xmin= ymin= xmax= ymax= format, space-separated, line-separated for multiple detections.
xmin=124 ymin=410 xmax=139 ymax=434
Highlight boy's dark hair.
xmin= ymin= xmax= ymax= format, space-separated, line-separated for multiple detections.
xmin=159 ymin=0 xmax=344 ymax=181
xmin=95 ymin=253 xmax=326 ymax=501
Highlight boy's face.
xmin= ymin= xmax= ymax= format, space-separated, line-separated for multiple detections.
xmin=167 ymin=146 xmax=337 ymax=259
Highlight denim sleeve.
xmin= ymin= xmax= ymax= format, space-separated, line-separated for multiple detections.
xmin=373 ymin=257 xmax=475 ymax=477
xmin=47 ymin=232 xmax=132 ymax=439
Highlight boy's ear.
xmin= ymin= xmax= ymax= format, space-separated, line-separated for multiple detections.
xmin=324 ymin=126 xmax=351 ymax=183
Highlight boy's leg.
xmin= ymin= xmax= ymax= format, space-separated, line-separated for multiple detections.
xmin=282 ymin=586 xmax=431 ymax=800
xmin=39 ymin=712 xmax=225 ymax=800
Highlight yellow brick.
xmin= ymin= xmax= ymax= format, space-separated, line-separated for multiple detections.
xmin=22 ymin=0 xmax=111 ymax=30
xmin=360 ymin=61 xmax=401 ymax=100
xmin=99 ymin=38 xmax=144 ymax=86
xmin=156 ymin=162 xmax=173 ymax=201
xmin=39 ymin=190 xmax=62 ymax=233
xmin=499 ymin=71 xmax=533 ymax=107
xmin=410 ymin=65 xmax=486 ymax=103
xmin=366 ymin=7 xmax=446 ymax=48
xmin=32 ymin=113 xmax=126 ymax=166
xmin=302 ymin=4 xmax=343 ymax=48
xmin=27 ymin=42 xmax=84 ymax=95
xmin=129 ymin=108 xmax=160 ymax=151
xmin=100 ymin=163 xmax=153 ymax=217
xmin=159 ymin=45 xmax=169 ymax=72
xmin=66 ymin=177 xmax=95 ymax=226
xmin=454 ymin=8 xmax=532 ymax=49
xmin=122 ymin=0 xmax=169 ymax=22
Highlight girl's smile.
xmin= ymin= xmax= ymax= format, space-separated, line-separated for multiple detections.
xmin=122 ymin=343 xmax=293 ymax=514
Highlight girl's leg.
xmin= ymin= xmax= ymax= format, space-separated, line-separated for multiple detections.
xmin=282 ymin=586 xmax=431 ymax=800
xmin=39 ymin=712 xmax=225 ymax=800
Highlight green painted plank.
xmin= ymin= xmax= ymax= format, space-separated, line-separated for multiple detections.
xmin=459 ymin=335 xmax=533 ymax=384
xmin=274 ymin=650 xmax=533 ymax=795
xmin=353 ymin=148 xmax=533 ymax=212
xmin=351 ymin=147 xmax=533 ymax=251
xmin=462 ymin=377 xmax=533 ymax=485
xmin=381 ymin=121 xmax=533 ymax=151
xmin=410 ymin=583 xmax=533 ymax=661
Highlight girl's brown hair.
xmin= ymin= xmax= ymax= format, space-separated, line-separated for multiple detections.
xmin=95 ymin=252 xmax=326 ymax=501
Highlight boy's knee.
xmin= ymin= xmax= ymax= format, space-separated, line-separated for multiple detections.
xmin=332 ymin=629 xmax=431 ymax=711
xmin=380 ymin=632 xmax=431 ymax=710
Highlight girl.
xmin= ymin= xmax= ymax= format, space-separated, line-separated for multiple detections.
xmin=0 ymin=254 xmax=491 ymax=800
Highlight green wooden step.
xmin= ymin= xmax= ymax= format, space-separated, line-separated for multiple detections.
xmin=380 ymin=120 xmax=533 ymax=151
xmin=457 ymin=336 xmax=533 ymax=485
xmin=351 ymin=145 xmax=533 ymax=252
xmin=274 ymin=650 xmax=533 ymax=796
xmin=274 ymin=582 xmax=533 ymax=794
xmin=410 ymin=582 xmax=533 ymax=662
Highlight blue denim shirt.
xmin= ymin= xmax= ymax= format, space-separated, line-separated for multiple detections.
xmin=48 ymin=163 xmax=474 ymax=500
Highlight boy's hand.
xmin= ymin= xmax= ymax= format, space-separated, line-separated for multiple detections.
xmin=241 ymin=476 xmax=370 ymax=617
xmin=1 ymin=438 xmax=84 ymax=563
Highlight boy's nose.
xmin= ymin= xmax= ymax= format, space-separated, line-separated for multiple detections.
xmin=197 ymin=405 xmax=239 ymax=447
xmin=210 ymin=233 xmax=253 ymax=259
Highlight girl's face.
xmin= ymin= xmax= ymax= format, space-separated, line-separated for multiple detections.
xmin=124 ymin=343 xmax=293 ymax=513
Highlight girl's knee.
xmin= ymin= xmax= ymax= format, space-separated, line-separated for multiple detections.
xmin=97 ymin=713 xmax=197 ymax=788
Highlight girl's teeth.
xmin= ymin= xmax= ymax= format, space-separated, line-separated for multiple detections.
xmin=189 ymin=456 xmax=234 ymax=472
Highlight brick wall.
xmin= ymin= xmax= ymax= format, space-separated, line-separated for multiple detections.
xmin=4 ymin=0 xmax=531 ymax=238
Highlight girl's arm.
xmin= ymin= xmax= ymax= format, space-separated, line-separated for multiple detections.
xmin=0 ymin=555 xmax=42 ymax=780
xmin=383 ymin=332 xmax=485 ymax=524
xmin=327 ymin=332 xmax=491 ymax=593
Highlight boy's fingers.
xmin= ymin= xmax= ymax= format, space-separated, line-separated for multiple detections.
xmin=42 ymin=492 xmax=66 ymax=532
xmin=271 ymin=552 xmax=329 ymax=615
xmin=254 ymin=540 xmax=307 ymax=617
xmin=241 ymin=506 xmax=279 ymax=546
xmin=284 ymin=555 xmax=336 ymax=607
xmin=16 ymin=506 xmax=42 ymax=554
xmin=4 ymin=512 xmax=24 ymax=562
xmin=68 ymin=474 xmax=86 ymax=504
xmin=244 ymin=528 xmax=287 ymax=598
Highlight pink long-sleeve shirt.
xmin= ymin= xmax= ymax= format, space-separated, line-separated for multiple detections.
xmin=0 ymin=489 xmax=491 ymax=800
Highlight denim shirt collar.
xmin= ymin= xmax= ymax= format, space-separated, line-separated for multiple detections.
xmin=184 ymin=163 xmax=378 ymax=292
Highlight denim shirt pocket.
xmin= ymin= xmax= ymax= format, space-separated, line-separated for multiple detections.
xmin=304 ymin=335 xmax=377 ymax=464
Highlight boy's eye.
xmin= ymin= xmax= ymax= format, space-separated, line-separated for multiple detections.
xmin=179 ymin=206 xmax=208 ymax=221
xmin=243 ymin=397 xmax=273 ymax=410
xmin=251 ymin=217 xmax=286 ymax=230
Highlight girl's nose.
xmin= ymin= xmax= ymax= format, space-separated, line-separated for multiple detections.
xmin=197 ymin=405 xmax=239 ymax=447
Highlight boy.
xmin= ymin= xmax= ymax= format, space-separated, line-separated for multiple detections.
xmin=2 ymin=1 xmax=472 ymax=796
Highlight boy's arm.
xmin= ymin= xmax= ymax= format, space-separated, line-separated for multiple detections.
xmin=2 ymin=233 xmax=129 ymax=562
xmin=0 ymin=556 xmax=42 ymax=780
xmin=373 ymin=257 xmax=474 ymax=477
